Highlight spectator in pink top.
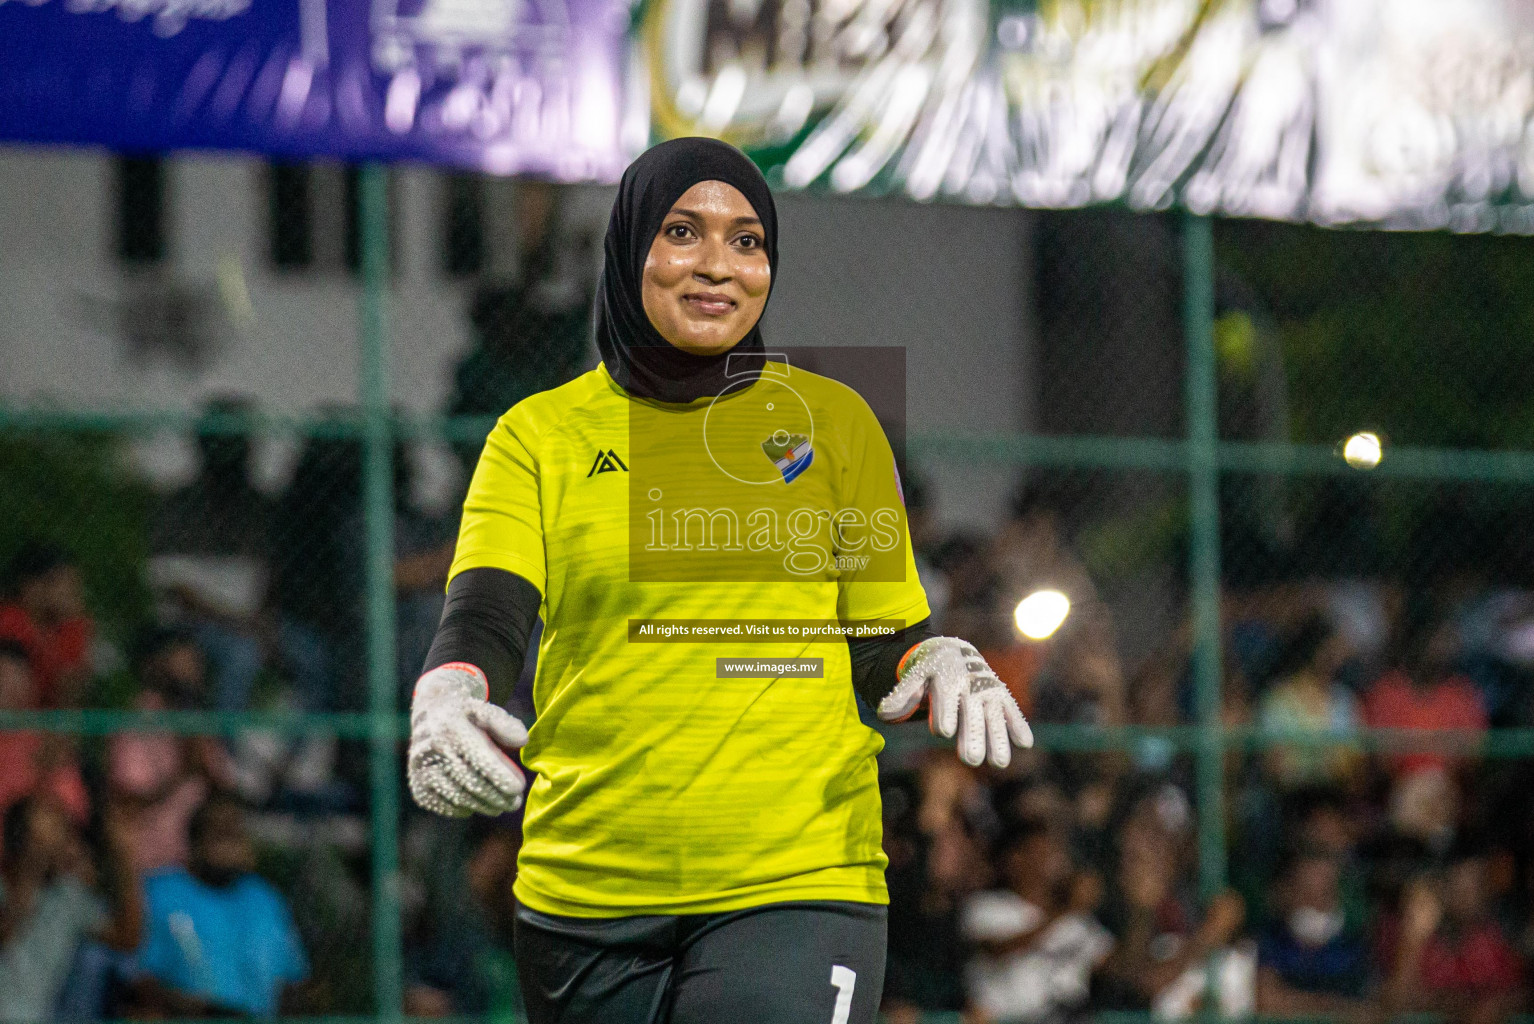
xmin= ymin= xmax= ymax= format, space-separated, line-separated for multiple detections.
xmin=1363 ymin=610 xmax=1486 ymax=781
xmin=0 ymin=640 xmax=89 ymax=831
xmin=107 ymin=629 xmax=232 ymax=875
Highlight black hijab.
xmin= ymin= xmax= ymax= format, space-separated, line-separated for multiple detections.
xmin=596 ymin=137 xmax=777 ymax=404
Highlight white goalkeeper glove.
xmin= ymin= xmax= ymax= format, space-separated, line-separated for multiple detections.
xmin=408 ymin=662 xmax=528 ymax=817
xmin=877 ymin=637 xmax=1034 ymax=768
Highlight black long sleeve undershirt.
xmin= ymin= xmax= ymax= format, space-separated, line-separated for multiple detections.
xmin=847 ymin=618 xmax=936 ymax=710
xmin=423 ymin=565 xmax=934 ymax=710
xmin=422 ymin=567 xmax=541 ymax=705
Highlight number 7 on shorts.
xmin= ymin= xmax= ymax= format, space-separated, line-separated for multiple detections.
xmin=829 ymin=965 xmax=856 ymax=1024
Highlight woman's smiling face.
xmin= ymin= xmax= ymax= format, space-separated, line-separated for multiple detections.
xmin=641 ymin=179 xmax=771 ymax=356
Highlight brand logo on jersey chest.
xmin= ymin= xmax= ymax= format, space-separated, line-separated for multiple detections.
xmin=586 ymin=449 xmax=629 ymax=477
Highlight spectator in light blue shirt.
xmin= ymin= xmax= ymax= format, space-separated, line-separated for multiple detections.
xmin=126 ymin=795 xmax=308 ymax=1016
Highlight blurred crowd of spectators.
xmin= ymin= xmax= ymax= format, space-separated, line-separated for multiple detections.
xmin=879 ymin=477 xmax=1534 ymax=1024
xmin=0 ymin=535 xmax=333 ymax=1018
xmin=0 ymin=227 xmax=589 ymax=1017
xmin=8 ymin=407 xmax=1534 ymax=1020
xmin=0 ymin=407 xmax=471 ymax=1017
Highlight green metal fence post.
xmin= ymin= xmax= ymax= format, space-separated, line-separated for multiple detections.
xmin=358 ymin=162 xmax=404 ymax=1021
xmin=1183 ymin=213 xmax=1227 ymax=900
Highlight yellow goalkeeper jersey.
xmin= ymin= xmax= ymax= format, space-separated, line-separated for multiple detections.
xmin=450 ymin=360 xmax=929 ymax=917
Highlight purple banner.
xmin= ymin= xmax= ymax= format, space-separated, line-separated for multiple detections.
xmin=0 ymin=0 xmax=630 ymax=178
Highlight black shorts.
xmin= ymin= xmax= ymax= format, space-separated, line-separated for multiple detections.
xmin=513 ymin=899 xmax=887 ymax=1024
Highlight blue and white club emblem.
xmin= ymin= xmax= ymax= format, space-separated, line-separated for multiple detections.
xmin=761 ymin=430 xmax=813 ymax=483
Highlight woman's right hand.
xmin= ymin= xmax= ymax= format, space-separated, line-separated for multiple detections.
xmin=407 ymin=662 xmax=528 ymax=817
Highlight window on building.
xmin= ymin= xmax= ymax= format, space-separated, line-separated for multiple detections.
xmin=442 ymin=172 xmax=487 ymax=277
xmin=440 ymin=176 xmax=561 ymax=280
xmin=266 ymin=161 xmax=395 ymax=274
xmin=268 ymin=162 xmax=313 ymax=268
xmin=115 ymin=155 xmax=168 ymax=265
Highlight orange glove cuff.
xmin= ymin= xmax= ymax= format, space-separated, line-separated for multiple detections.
xmin=895 ymin=640 xmax=927 ymax=679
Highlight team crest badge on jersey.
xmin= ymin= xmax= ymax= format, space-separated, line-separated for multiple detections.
xmin=761 ymin=431 xmax=813 ymax=483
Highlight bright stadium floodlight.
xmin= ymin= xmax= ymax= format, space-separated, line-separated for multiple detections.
xmin=1014 ymin=589 xmax=1070 ymax=640
xmin=1342 ymin=431 xmax=1383 ymax=470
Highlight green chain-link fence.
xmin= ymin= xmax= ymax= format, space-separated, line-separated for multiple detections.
xmin=6 ymin=154 xmax=1534 ymax=1023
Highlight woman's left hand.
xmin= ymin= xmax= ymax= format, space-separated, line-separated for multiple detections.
xmin=877 ymin=637 xmax=1033 ymax=767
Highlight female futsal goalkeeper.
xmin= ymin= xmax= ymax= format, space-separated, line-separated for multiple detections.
xmin=405 ymin=137 xmax=1032 ymax=1024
